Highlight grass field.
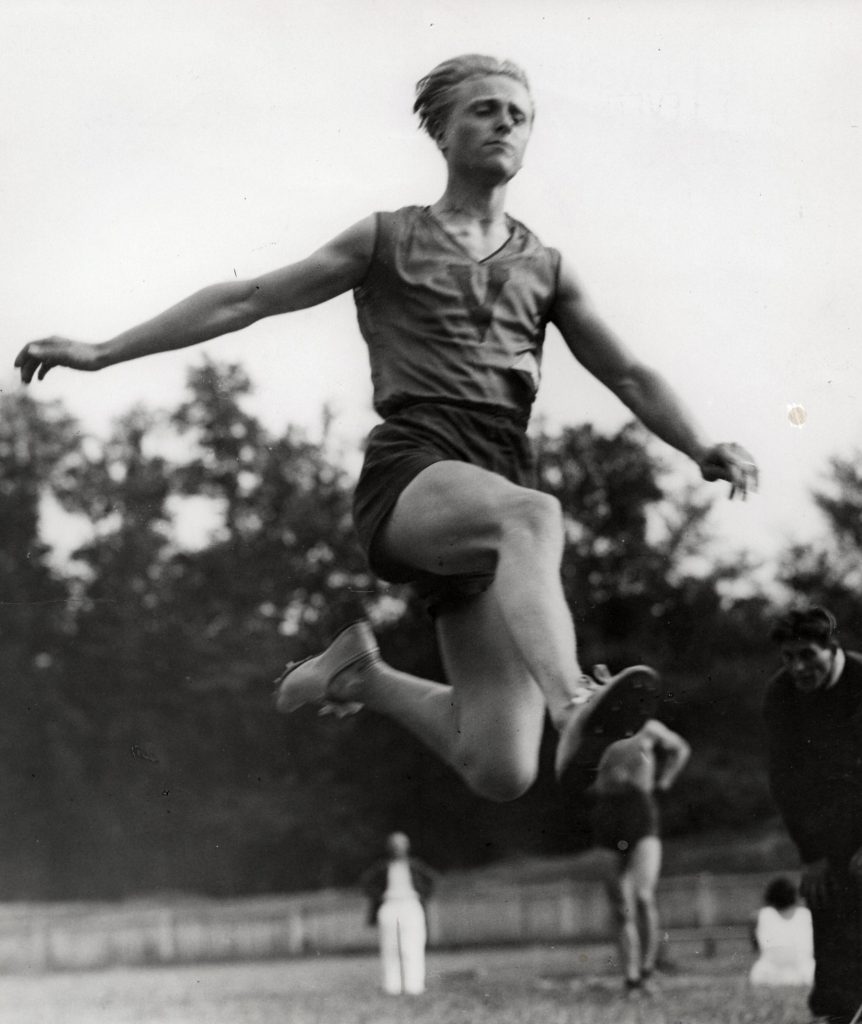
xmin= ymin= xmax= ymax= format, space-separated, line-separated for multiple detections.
xmin=0 ymin=942 xmax=813 ymax=1024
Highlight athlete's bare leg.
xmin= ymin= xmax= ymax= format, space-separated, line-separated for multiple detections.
xmin=326 ymin=585 xmax=546 ymax=801
xmin=628 ymin=835 xmax=663 ymax=976
xmin=378 ymin=460 xmax=586 ymax=728
xmin=280 ymin=459 xmax=591 ymax=800
xmin=605 ymin=858 xmax=642 ymax=987
xmin=604 ymin=835 xmax=662 ymax=988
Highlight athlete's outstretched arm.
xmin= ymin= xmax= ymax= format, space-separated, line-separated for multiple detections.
xmin=550 ymin=259 xmax=758 ymax=499
xmin=15 ymin=216 xmax=376 ymax=384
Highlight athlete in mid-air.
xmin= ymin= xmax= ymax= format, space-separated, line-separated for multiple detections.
xmin=15 ymin=55 xmax=757 ymax=801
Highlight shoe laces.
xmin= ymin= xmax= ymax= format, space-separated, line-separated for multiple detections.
xmin=318 ymin=700 xmax=363 ymax=719
xmin=568 ymin=674 xmax=602 ymax=706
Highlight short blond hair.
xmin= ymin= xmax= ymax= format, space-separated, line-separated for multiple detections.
xmin=414 ymin=54 xmax=532 ymax=141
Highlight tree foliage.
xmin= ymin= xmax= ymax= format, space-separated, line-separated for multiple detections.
xmin=777 ymin=451 xmax=862 ymax=642
xmin=0 ymin=364 xmax=805 ymax=898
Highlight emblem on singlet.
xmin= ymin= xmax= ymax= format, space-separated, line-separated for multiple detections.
xmin=446 ymin=264 xmax=510 ymax=343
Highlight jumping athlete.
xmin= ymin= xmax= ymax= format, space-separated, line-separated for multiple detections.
xmin=590 ymin=716 xmax=691 ymax=996
xmin=15 ymin=55 xmax=757 ymax=801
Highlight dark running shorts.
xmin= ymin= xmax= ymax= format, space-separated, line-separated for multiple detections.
xmin=590 ymin=787 xmax=660 ymax=856
xmin=352 ymin=400 xmax=535 ymax=612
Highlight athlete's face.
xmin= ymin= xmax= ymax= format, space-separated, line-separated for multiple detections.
xmin=780 ymin=640 xmax=835 ymax=693
xmin=437 ymin=75 xmax=533 ymax=183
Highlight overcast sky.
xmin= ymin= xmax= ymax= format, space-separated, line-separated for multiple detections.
xmin=3 ymin=0 xmax=861 ymax=581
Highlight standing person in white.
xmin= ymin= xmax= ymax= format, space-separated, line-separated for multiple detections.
xmin=361 ymin=832 xmax=436 ymax=996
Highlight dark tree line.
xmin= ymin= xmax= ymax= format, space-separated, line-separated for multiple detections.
xmin=1 ymin=360 xmax=859 ymax=899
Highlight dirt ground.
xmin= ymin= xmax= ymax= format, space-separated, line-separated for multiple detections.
xmin=0 ymin=942 xmax=812 ymax=1024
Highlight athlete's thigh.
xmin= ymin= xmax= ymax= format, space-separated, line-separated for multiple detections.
xmin=434 ymin=583 xmax=546 ymax=759
xmin=627 ymin=835 xmax=662 ymax=894
xmin=378 ymin=459 xmax=532 ymax=577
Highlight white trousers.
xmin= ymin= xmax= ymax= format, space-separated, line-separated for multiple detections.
xmin=377 ymin=895 xmax=427 ymax=995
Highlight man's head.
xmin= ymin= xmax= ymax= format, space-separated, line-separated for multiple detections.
xmin=386 ymin=831 xmax=411 ymax=859
xmin=771 ymin=605 xmax=839 ymax=693
xmin=414 ymin=56 xmax=534 ymax=182
xmin=414 ymin=55 xmax=532 ymax=141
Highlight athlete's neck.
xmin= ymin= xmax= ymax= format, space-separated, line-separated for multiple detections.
xmin=431 ymin=181 xmax=508 ymax=228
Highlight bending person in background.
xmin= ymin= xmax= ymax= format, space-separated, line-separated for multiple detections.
xmin=749 ymin=875 xmax=815 ymax=988
xmin=361 ymin=832 xmax=437 ymax=996
xmin=764 ymin=606 xmax=862 ymax=1024
xmin=15 ymin=54 xmax=757 ymax=802
xmin=590 ymin=715 xmax=690 ymax=997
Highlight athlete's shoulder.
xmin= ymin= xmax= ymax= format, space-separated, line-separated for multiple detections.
xmin=354 ymin=208 xmax=422 ymax=276
xmin=506 ymin=213 xmax=562 ymax=272
xmin=366 ymin=205 xmax=428 ymax=244
xmin=506 ymin=213 xmax=553 ymax=246
xmin=374 ymin=205 xmax=425 ymax=223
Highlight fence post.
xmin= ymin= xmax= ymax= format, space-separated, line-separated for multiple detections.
xmin=286 ymin=908 xmax=305 ymax=955
xmin=695 ymin=872 xmax=717 ymax=928
xmin=558 ymin=887 xmax=577 ymax=939
xmin=695 ymin=872 xmax=719 ymax=957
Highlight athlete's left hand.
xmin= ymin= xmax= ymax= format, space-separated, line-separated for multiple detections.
xmin=698 ymin=443 xmax=759 ymax=500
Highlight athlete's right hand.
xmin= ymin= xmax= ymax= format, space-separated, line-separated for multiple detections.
xmin=14 ymin=338 xmax=104 ymax=383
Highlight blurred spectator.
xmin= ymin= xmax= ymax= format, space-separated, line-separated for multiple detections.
xmin=589 ymin=716 xmax=690 ymax=997
xmin=749 ymin=875 xmax=815 ymax=987
xmin=360 ymin=832 xmax=437 ymax=995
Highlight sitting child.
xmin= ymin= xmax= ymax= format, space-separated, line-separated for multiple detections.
xmin=749 ymin=876 xmax=815 ymax=987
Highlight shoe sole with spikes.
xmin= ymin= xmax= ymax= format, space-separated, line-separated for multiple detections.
xmin=555 ymin=664 xmax=661 ymax=781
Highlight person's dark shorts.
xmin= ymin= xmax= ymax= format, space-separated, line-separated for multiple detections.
xmin=353 ymin=400 xmax=535 ymax=612
xmin=590 ymin=786 xmax=660 ymax=856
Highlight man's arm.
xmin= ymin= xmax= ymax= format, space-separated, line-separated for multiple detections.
xmin=550 ymin=260 xmax=758 ymax=498
xmin=15 ymin=215 xmax=377 ymax=383
xmin=642 ymin=719 xmax=691 ymax=791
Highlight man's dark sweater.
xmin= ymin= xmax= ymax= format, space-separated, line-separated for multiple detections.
xmin=764 ymin=650 xmax=862 ymax=866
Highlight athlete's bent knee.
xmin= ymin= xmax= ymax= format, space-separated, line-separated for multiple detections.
xmin=499 ymin=489 xmax=564 ymax=548
xmin=461 ymin=752 xmax=538 ymax=803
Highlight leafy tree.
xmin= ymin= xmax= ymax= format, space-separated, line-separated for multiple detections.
xmin=167 ymin=358 xmax=381 ymax=691
xmin=1 ymin=368 xmax=787 ymax=897
xmin=778 ymin=451 xmax=862 ymax=643
xmin=534 ymin=421 xmax=737 ymax=666
xmin=36 ymin=360 xmax=394 ymax=896
xmin=0 ymin=393 xmax=83 ymax=897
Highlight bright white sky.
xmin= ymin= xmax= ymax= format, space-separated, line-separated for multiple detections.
xmin=3 ymin=0 xmax=861 ymax=581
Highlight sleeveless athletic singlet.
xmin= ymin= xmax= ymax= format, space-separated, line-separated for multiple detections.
xmin=353 ymin=206 xmax=561 ymax=421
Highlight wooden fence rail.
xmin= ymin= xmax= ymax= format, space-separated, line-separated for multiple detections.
xmin=0 ymin=871 xmax=776 ymax=974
